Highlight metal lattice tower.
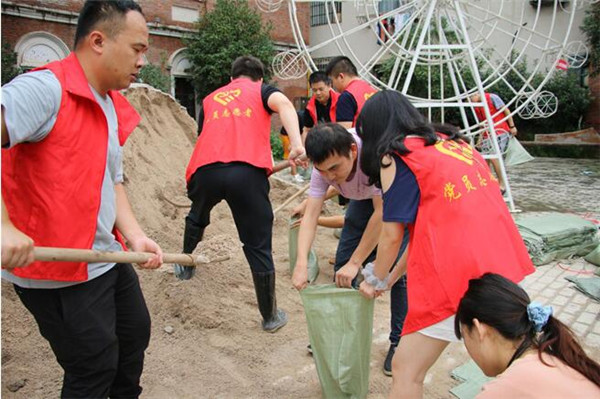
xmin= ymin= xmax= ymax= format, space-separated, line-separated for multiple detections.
xmin=258 ymin=0 xmax=593 ymax=211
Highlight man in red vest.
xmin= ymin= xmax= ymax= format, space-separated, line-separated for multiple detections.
xmin=470 ymin=92 xmax=518 ymax=193
xmin=302 ymin=71 xmax=339 ymax=134
xmin=1 ymin=1 xmax=162 ymax=398
xmin=325 ymin=56 xmax=377 ymax=129
xmin=179 ymin=56 xmax=305 ymax=333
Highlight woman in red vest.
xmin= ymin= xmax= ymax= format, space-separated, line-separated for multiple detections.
xmin=355 ymin=90 xmax=534 ymax=399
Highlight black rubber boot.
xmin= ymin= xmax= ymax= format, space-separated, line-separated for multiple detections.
xmin=251 ymin=272 xmax=288 ymax=333
xmin=383 ymin=343 xmax=397 ymax=376
xmin=174 ymin=218 xmax=204 ymax=280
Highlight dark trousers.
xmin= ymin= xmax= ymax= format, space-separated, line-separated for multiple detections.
xmin=186 ymin=163 xmax=274 ymax=274
xmin=14 ymin=263 xmax=151 ymax=399
xmin=334 ymin=199 xmax=409 ymax=345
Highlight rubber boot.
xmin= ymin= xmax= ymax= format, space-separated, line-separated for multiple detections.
xmin=174 ymin=218 xmax=204 ymax=280
xmin=251 ymin=272 xmax=288 ymax=333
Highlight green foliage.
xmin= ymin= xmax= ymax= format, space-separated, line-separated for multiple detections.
xmin=581 ymin=3 xmax=600 ymax=76
xmin=2 ymin=43 xmax=22 ymax=85
xmin=185 ymin=0 xmax=275 ymax=99
xmin=514 ymin=72 xmax=591 ymax=136
xmin=138 ymin=63 xmax=170 ymax=92
xmin=378 ymin=45 xmax=590 ymax=137
xmin=270 ymin=129 xmax=284 ymax=160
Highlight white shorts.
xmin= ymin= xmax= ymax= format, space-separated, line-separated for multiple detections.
xmin=418 ymin=314 xmax=460 ymax=343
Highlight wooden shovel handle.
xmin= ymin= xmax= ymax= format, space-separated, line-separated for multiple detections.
xmin=33 ymin=247 xmax=229 ymax=267
xmin=273 ymin=183 xmax=310 ymax=215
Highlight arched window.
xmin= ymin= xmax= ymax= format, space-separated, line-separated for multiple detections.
xmin=168 ymin=48 xmax=196 ymax=119
xmin=15 ymin=31 xmax=70 ymax=70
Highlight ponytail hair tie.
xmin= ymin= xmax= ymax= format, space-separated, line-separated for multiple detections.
xmin=527 ymin=302 xmax=553 ymax=332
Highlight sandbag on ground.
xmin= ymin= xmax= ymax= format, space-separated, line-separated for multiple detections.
xmin=565 ymin=276 xmax=600 ymax=302
xmin=300 ymin=285 xmax=374 ymax=399
xmin=514 ymin=212 xmax=599 ymax=266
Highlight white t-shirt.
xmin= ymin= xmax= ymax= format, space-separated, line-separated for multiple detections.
xmin=2 ymin=70 xmax=125 ymax=288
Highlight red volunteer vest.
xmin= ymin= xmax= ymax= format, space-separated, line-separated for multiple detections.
xmin=344 ymin=79 xmax=377 ymax=126
xmin=305 ymin=89 xmax=339 ymax=125
xmin=1 ymin=53 xmax=140 ymax=281
xmin=399 ymin=135 xmax=534 ymax=334
xmin=475 ymin=92 xmax=510 ymax=136
xmin=186 ymin=78 xmax=272 ymax=182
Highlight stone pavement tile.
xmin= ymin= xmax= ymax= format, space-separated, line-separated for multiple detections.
xmin=551 ymin=295 xmax=571 ymax=306
xmin=587 ymin=303 xmax=600 ymax=314
xmin=577 ymin=312 xmax=598 ymax=325
xmin=559 ymin=313 xmax=576 ymax=325
xmin=561 ymin=303 xmax=581 ymax=314
xmin=572 ymin=322 xmax=589 ymax=336
xmin=537 ymin=275 xmax=556 ymax=285
xmin=572 ymin=294 xmax=589 ymax=305
xmin=585 ymin=333 xmax=600 ymax=349
xmin=525 ymin=281 xmax=545 ymax=293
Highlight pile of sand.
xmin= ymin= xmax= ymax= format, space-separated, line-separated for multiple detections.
xmin=4 ymin=85 xmax=598 ymax=399
xmin=2 ymin=85 xmax=378 ymax=399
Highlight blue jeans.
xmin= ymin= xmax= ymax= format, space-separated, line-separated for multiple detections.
xmin=333 ymin=199 xmax=409 ymax=345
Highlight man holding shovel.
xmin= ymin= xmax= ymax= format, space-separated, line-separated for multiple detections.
xmin=177 ymin=56 xmax=305 ymax=333
xmin=1 ymin=1 xmax=162 ymax=398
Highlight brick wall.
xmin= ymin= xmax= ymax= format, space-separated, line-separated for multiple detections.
xmin=1 ymin=14 xmax=75 ymax=50
xmin=2 ymin=0 xmax=310 ymax=103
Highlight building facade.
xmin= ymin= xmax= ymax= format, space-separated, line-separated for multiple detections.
xmin=1 ymin=0 xmax=310 ymax=119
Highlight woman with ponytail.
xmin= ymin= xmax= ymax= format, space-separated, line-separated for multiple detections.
xmin=355 ymin=90 xmax=535 ymax=398
xmin=456 ymin=273 xmax=600 ymax=397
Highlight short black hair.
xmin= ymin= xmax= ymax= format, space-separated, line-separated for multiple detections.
xmin=305 ymin=122 xmax=355 ymax=164
xmin=74 ymin=0 xmax=144 ymax=49
xmin=325 ymin=56 xmax=358 ymax=78
xmin=309 ymin=71 xmax=331 ymax=86
xmin=231 ymin=56 xmax=265 ymax=81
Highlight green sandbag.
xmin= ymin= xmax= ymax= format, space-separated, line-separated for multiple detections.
xmin=289 ymin=216 xmax=319 ymax=283
xmin=300 ymin=285 xmax=374 ymax=399
xmin=584 ymin=244 xmax=600 ymax=267
xmin=504 ymin=136 xmax=534 ymax=167
xmin=565 ymin=276 xmax=600 ymax=302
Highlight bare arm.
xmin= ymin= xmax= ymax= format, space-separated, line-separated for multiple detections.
xmin=114 ymin=183 xmax=163 ymax=268
xmin=1 ymin=199 xmax=35 ymax=269
xmin=292 ymin=196 xmax=325 ymax=290
xmin=335 ymin=195 xmax=383 ymax=288
xmin=317 ymin=215 xmax=345 ymax=229
xmin=291 ymin=186 xmax=339 ymax=217
xmin=503 ymin=106 xmax=517 ymax=136
xmin=268 ymin=92 xmax=305 ymax=162
xmin=359 ymin=155 xmax=407 ymax=298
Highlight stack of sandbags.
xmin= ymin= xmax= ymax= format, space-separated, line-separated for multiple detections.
xmin=514 ymin=212 xmax=599 ymax=266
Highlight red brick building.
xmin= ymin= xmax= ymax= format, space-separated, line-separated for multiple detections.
xmin=1 ymin=0 xmax=310 ymax=118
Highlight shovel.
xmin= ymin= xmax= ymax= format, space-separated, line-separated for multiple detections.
xmin=33 ymin=247 xmax=229 ymax=267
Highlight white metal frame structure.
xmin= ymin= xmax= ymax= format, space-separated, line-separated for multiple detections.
xmin=260 ymin=0 xmax=590 ymax=211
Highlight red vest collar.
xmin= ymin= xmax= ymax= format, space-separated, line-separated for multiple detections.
xmin=38 ymin=53 xmax=141 ymax=145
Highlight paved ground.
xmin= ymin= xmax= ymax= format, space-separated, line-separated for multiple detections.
xmin=278 ymin=156 xmax=600 ymax=397
xmin=521 ymin=260 xmax=600 ymax=350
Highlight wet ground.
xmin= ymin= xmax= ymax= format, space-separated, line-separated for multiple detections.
xmin=508 ymin=157 xmax=599 ymax=219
